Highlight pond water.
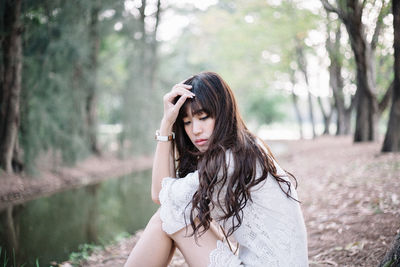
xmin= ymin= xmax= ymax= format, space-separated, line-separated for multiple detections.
xmin=0 ymin=169 xmax=157 ymax=266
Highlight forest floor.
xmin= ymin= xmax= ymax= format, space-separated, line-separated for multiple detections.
xmin=59 ymin=136 xmax=400 ymax=267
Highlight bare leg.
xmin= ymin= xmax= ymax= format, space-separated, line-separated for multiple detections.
xmin=124 ymin=210 xmax=224 ymax=267
xmin=168 ymin=219 xmax=223 ymax=267
xmin=124 ymin=209 xmax=175 ymax=267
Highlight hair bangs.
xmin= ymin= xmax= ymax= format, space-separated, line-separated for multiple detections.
xmin=179 ymin=77 xmax=215 ymax=119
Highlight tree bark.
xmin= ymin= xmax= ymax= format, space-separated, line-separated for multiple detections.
xmin=382 ymin=0 xmax=400 ymax=152
xmin=149 ymin=0 xmax=161 ymax=92
xmin=4 ymin=206 xmax=19 ymax=262
xmin=296 ymin=42 xmax=316 ymax=138
xmin=343 ymin=0 xmax=378 ymax=142
xmin=87 ymin=4 xmax=101 ymax=155
xmin=0 ymin=0 xmax=23 ymax=173
xmin=290 ymin=71 xmax=304 ymax=139
xmin=317 ymin=96 xmax=332 ymax=135
xmin=326 ymin=22 xmax=353 ymax=135
xmin=379 ymin=232 xmax=400 ymax=267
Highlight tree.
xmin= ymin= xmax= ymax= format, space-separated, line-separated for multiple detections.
xmin=296 ymin=40 xmax=316 ymax=138
xmin=20 ymin=0 xmax=104 ymax=172
xmin=382 ymin=0 xmax=400 ymax=152
xmin=0 ymin=0 xmax=23 ymax=173
xmin=325 ymin=18 xmax=354 ymax=135
xmin=120 ymin=0 xmax=163 ymax=155
xmin=86 ymin=3 xmax=101 ymax=155
xmin=289 ymin=69 xmax=304 ymax=139
xmin=321 ymin=0 xmax=392 ymax=142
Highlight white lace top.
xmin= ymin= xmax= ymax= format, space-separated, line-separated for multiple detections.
xmin=159 ymin=151 xmax=308 ymax=267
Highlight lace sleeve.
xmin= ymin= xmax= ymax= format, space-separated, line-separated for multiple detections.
xmin=158 ymin=171 xmax=199 ymax=235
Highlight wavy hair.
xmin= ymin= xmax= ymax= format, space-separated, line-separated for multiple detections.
xmin=173 ymin=72 xmax=296 ymax=238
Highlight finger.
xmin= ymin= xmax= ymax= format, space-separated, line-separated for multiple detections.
xmin=166 ymin=88 xmax=195 ymax=102
xmin=173 ymin=94 xmax=192 ymax=112
xmin=173 ymin=83 xmax=192 ymax=90
xmin=172 ymin=87 xmax=195 ymax=96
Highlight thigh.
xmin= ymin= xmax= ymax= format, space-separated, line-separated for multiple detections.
xmin=124 ymin=209 xmax=174 ymax=267
xmin=169 ymin=220 xmax=223 ymax=267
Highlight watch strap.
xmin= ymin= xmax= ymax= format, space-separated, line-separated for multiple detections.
xmin=155 ymin=130 xmax=175 ymax=141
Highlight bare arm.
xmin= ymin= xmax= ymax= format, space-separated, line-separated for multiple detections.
xmin=151 ymin=83 xmax=194 ymax=204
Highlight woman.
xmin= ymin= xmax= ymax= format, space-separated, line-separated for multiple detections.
xmin=125 ymin=72 xmax=308 ymax=266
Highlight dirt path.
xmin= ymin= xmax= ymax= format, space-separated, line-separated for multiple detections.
xmin=61 ymin=136 xmax=400 ymax=266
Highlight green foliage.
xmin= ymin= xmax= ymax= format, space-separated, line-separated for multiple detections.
xmin=67 ymin=233 xmax=132 ymax=266
xmin=0 ymin=247 xmax=28 ymax=267
xmin=20 ymin=0 xmax=95 ymax=172
xmin=245 ymin=91 xmax=286 ymax=125
xmin=0 ymin=247 xmax=9 ymax=267
xmin=160 ymin=0 xmax=320 ymax=126
xmin=68 ymin=243 xmax=101 ymax=265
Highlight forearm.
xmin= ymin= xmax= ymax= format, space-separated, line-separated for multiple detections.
xmin=151 ymin=81 xmax=193 ymax=203
xmin=151 ymin=120 xmax=175 ymax=204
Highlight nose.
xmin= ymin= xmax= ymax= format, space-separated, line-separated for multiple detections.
xmin=192 ymin=119 xmax=202 ymax=135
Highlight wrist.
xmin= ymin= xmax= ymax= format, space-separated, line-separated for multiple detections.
xmin=159 ymin=118 xmax=174 ymax=135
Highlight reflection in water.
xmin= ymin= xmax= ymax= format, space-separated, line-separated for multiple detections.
xmin=0 ymin=169 xmax=157 ymax=266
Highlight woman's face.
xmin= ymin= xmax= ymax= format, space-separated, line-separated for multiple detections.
xmin=182 ymin=107 xmax=215 ymax=152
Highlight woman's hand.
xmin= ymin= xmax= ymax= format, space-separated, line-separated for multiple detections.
xmin=160 ymin=83 xmax=194 ymax=131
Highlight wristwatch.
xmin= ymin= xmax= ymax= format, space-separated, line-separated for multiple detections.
xmin=155 ymin=130 xmax=175 ymax=142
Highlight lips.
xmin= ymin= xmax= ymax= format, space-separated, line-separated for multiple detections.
xmin=195 ymin=139 xmax=208 ymax=146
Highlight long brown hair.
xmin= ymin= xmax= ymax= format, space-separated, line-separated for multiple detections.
xmin=173 ymin=72 xmax=296 ymax=237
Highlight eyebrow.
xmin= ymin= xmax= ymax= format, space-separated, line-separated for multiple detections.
xmin=192 ymin=108 xmax=206 ymax=116
xmin=182 ymin=108 xmax=206 ymax=119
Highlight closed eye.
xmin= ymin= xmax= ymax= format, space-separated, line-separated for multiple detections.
xmin=199 ymin=115 xmax=209 ymax=120
xmin=183 ymin=120 xmax=191 ymax=125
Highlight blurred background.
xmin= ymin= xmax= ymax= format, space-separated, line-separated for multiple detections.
xmin=0 ymin=0 xmax=397 ymax=169
xmin=0 ymin=0 xmax=399 ymax=266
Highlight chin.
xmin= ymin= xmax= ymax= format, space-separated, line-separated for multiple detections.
xmin=196 ymin=147 xmax=207 ymax=152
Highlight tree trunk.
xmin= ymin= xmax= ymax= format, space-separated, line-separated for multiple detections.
xmin=307 ymin=91 xmax=316 ymax=138
xmin=382 ymin=0 xmax=400 ymax=152
xmin=290 ymin=71 xmax=304 ymax=139
xmin=296 ymin=43 xmax=316 ymax=138
xmin=343 ymin=107 xmax=352 ymax=135
xmin=343 ymin=1 xmax=378 ymax=142
xmin=0 ymin=0 xmax=22 ymax=173
xmin=354 ymin=88 xmax=378 ymax=141
xmin=291 ymin=91 xmax=304 ymax=139
xmin=4 ymin=206 xmax=19 ymax=262
xmin=148 ymin=0 xmax=161 ymax=92
xmin=326 ymin=22 xmax=353 ymax=136
xmin=87 ymin=4 xmax=101 ymax=155
xmin=317 ymin=96 xmax=332 ymax=135
xmin=379 ymin=232 xmax=400 ymax=267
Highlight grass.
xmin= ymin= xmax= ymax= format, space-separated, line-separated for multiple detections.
xmin=68 ymin=243 xmax=102 ymax=266
xmin=0 ymin=247 xmax=40 ymax=267
xmin=67 ymin=232 xmax=131 ymax=266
